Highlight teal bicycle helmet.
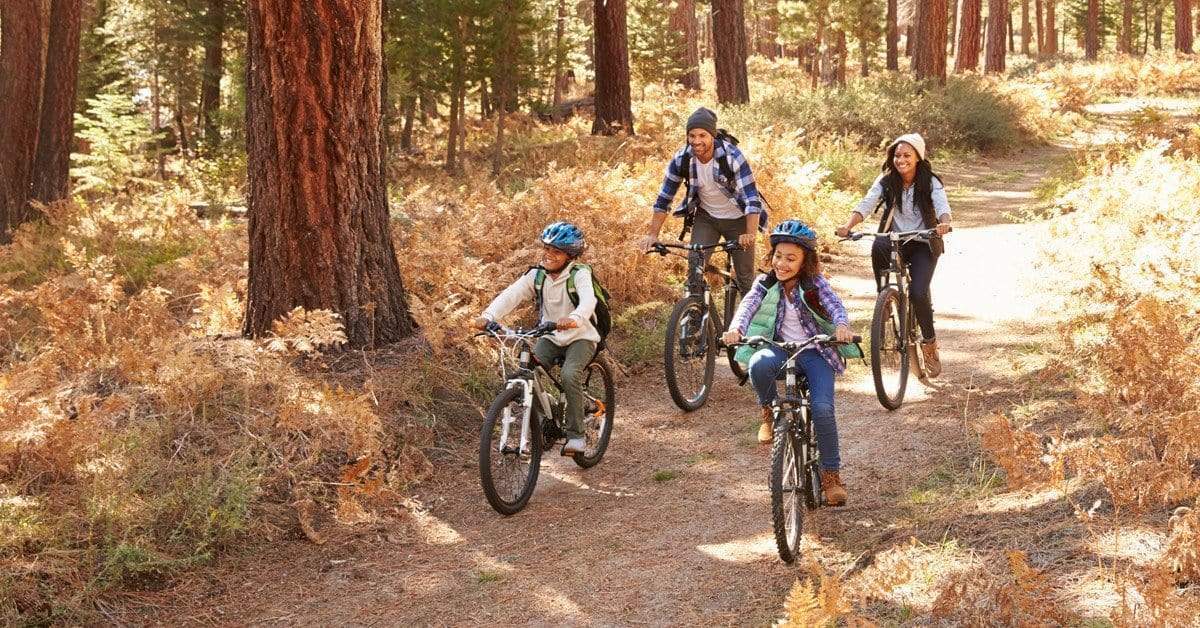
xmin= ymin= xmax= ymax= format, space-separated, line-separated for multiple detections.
xmin=540 ymin=221 xmax=586 ymax=257
xmin=769 ymin=219 xmax=817 ymax=250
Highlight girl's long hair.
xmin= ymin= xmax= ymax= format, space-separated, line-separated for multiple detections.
xmin=761 ymin=242 xmax=821 ymax=287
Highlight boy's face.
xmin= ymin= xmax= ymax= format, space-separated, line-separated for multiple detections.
xmin=541 ymin=245 xmax=570 ymax=272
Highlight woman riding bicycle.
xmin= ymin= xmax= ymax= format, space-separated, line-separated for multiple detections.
xmin=722 ymin=220 xmax=855 ymax=506
xmin=639 ymin=107 xmax=765 ymax=295
xmin=835 ymin=133 xmax=952 ymax=377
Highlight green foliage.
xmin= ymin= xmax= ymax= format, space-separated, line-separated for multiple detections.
xmin=629 ymin=0 xmax=689 ymax=86
xmin=72 ymin=90 xmax=161 ymax=196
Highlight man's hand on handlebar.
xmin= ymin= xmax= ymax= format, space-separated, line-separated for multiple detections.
xmin=638 ymin=235 xmax=659 ymax=254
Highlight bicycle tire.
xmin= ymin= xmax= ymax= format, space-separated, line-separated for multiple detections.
xmin=479 ymin=387 xmax=543 ymax=515
xmin=663 ymin=296 xmax=716 ymax=411
xmin=573 ymin=360 xmax=615 ymax=468
xmin=719 ymin=289 xmax=748 ymax=382
xmin=871 ymin=287 xmax=909 ymax=410
xmin=770 ymin=417 xmax=805 ymax=564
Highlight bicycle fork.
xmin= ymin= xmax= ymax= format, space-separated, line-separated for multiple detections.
xmin=502 ymin=379 xmax=542 ymax=456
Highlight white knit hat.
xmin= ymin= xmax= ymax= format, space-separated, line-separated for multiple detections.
xmin=889 ymin=133 xmax=926 ymax=161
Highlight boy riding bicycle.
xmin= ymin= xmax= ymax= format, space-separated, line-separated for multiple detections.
xmin=476 ymin=222 xmax=598 ymax=455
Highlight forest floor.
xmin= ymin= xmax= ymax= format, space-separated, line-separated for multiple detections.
xmin=111 ymin=105 xmax=1170 ymax=625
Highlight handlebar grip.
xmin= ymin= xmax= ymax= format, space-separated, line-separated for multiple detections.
xmin=852 ymin=335 xmax=862 ymax=343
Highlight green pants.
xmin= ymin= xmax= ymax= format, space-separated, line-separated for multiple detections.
xmin=534 ymin=338 xmax=596 ymax=439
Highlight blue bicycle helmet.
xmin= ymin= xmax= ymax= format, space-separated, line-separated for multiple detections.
xmin=540 ymin=221 xmax=586 ymax=257
xmin=769 ymin=219 xmax=817 ymax=249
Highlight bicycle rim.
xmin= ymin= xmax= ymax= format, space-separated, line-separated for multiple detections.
xmin=663 ymin=297 xmax=716 ymax=411
xmin=479 ymin=388 xmax=542 ymax=515
xmin=871 ymin=287 xmax=909 ymax=410
xmin=573 ymin=361 xmax=615 ymax=468
xmin=771 ymin=424 xmax=804 ymax=563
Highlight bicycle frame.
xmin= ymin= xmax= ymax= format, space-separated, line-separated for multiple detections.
xmin=484 ymin=328 xmax=565 ymax=457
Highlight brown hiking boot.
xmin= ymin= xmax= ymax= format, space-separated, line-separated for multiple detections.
xmin=758 ymin=406 xmax=774 ymax=444
xmin=820 ymin=470 xmax=848 ymax=507
xmin=921 ymin=338 xmax=942 ymax=378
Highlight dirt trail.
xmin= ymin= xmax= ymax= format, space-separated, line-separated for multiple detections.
xmin=122 ymin=144 xmax=1071 ymax=626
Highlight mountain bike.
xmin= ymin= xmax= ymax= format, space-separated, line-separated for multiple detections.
xmin=647 ymin=240 xmax=746 ymax=411
xmin=841 ymin=227 xmax=950 ymax=410
xmin=727 ymin=333 xmax=860 ymax=564
xmin=477 ymin=322 xmax=615 ymax=515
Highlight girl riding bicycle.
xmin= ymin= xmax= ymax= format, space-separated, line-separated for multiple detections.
xmin=722 ymin=220 xmax=856 ymax=506
xmin=475 ymin=221 xmax=597 ymax=455
xmin=835 ymin=133 xmax=952 ymax=376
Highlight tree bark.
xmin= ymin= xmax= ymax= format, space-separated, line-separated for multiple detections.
xmin=446 ymin=16 xmax=466 ymax=170
xmin=860 ymin=26 xmax=871 ymax=76
xmin=712 ymin=0 xmax=750 ymax=104
xmin=1176 ymin=0 xmax=1194 ymax=53
xmin=0 ymin=0 xmax=50 ymax=241
xmin=905 ymin=25 xmax=914 ymax=55
xmin=985 ymin=0 xmax=1008 ymax=72
xmin=32 ymin=0 xmax=82 ymax=205
xmin=887 ymin=0 xmax=900 ymax=69
xmin=244 ymin=0 xmax=418 ymax=347
xmin=1045 ymin=0 xmax=1058 ymax=53
xmin=766 ymin=1 xmax=780 ymax=59
xmin=1154 ymin=4 xmax=1162 ymax=49
xmin=492 ymin=1 xmax=517 ymax=177
xmin=671 ymin=0 xmax=702 ymax=89
xmin=913 ymin=0 xmax=949 ymax=83
xmin=1118 ymin=0 xmax=1132 ymax=52
xmin=1035 ymin=0 xmax=1044 ymax=53
xmin=200 ymin=0 xmax=225 ymax=148
xmin=949 ymin=0 xmax=959 ymax=55
xmin=1082 ymin=0 xmax=1098 ymax=58
xmin=834 ymin=29 xmax=847 ymax=86
xmin=1008 ymin=11 xmax=1015 ymax=52
xmin=592 ymin=0 xmax=634 ymax=134
xmin=955 ymin=0 xmax=982 ymax=70
xmin=1020 ymin=0 xmax=1031 ymax=52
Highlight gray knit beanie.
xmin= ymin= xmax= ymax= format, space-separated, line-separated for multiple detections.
xmin=686 ymin=107 xmax=718 ymax=136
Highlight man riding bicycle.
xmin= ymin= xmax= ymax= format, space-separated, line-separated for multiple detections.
xmin=638 ymin=107 xmax=766 ymax=295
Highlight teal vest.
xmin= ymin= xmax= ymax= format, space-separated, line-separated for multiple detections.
xmin=734 ymin=281 xmax=864 ymax=366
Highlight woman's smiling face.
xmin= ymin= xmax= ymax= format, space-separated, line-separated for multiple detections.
xmin=893 ymin=142 xmax=918 ymax=179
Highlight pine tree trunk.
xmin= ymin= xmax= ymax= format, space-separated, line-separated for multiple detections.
xmin=1085 ymin=0 xmax=1099 ymax=58
xmin=553 ymin=0 xmax=567 ymax=106
xmin=1142 ymin=0 xmax=1150 ymax=54
xmin=244 ymin=0 xmax=418 ymax=347
xmin=200 ymin=0 xmax=225 ymax=148
xmin=671 ymin=0 xmax=702 ymax=89
xmin=887 ymin=0 xmax=900 ymax=69
xmin=1176 ymin=0 xmax=1194 ymax=53
xmin=955 ymin=0 xmax=983 ymax=70
xmin=905 ymin=25 xmax=914 ymax=55
xmin=1008 ymin=12 xmax=1015 ymax=51
xmin=1119 ymin=0 xmax=1132 ymax=52
xmin=492 ymin=2 xmax=517 ymax=177
xmin=835 ymin=29 xmax=847 ymax=86
xmin=712 ymin=0 xmax=751 ymax=104
xmin=446 ymin=16 xmax=466 ymax=171
xmin=861 ymin=29 xmax=871 ymax=76
xmin=811 ymin=22 xmax=825 ymax=87
xmin=1154 ymin=5 xmax=1162 ymax=49
xmin=949 ymin=0 xmax=959 ymax=55
xmin=1045 ymin=0 xmax=1058 ymax=53
xmin=32 ymin=0 xmax=82 ymax=206
xmin=767 ymin=2 xmax=780 ymax=59
xmin=913 ymin=0 xmax=949 ymax=83
xmin=1021 ymin=0 xmax=1031 ymax=52
xmin=592 ymin=0 xmax=634 ymax=134
xmin=0 ymin=0 xmax=50 ymax=242
xmin=1035 ymin=0 xmax=1044 ymax=53
xmin=985 ymin=0 xmax=1008 ymax=72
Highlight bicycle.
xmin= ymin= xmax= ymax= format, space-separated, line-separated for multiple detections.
xmin=841 ymin=226 xmax=951 ymax=410
xmin=646 ymin=240 xmax=747 ymax=411
xmin=476 ymin=322 xmax=616 ymax=515
xmin=726 ymin=333 xmax=861 ymax=564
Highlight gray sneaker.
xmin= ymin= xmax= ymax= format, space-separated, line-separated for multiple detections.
xmin=561 ymin=437 xmax=587 ymax=455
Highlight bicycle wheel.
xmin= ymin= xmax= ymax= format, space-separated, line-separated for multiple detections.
xmin=479 ymin=387 xmax=543 ymax=515
xmin=663 ymin=296 xmax=716 ymax=411
xmin=770 ymin=415 xmax=805 ymax=563
xmin=870 ymin=286 xmax=909 ymax=410
xmin=908 ymin=301 xmax=932 ymax=386
xmin=717 ymin=287 xmax=748 ymax=381
xmin=573 ymin=359 xmax=615 ymax=468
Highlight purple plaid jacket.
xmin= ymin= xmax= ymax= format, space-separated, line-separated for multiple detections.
xmin=729 ymin=273 xmax=851 ymax=374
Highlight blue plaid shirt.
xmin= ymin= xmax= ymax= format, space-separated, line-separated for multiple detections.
xmin=652 ymin=139 xmax=765 ymax=229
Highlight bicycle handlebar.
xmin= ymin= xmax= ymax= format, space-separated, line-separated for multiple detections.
xmin=723 ymin=333 xmax=862 ymax=352
xmin=474 ymin=321 xmax=558 ymax=339
xmin=838 ymin=226 xmax=952 ymax=243
xmin=645 ymin=240 xmax=742 ymax=256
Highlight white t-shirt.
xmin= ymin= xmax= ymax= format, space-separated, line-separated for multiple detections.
xmin=695 ymin=158 xmax=742 ymax=219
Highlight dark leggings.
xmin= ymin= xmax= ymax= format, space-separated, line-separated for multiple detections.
xmin=872 ymin=237 xmax=938 ymax=340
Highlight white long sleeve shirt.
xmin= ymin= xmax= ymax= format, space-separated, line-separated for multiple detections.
xmin=482 ymin=262 xmax=600 ymax=347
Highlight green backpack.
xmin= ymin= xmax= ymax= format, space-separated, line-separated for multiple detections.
xmin=533 ymin=263 xmax=612 ymax=352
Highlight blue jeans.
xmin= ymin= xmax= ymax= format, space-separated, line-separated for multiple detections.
xmin=748 ymin=346 xmax=840 ymax=471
